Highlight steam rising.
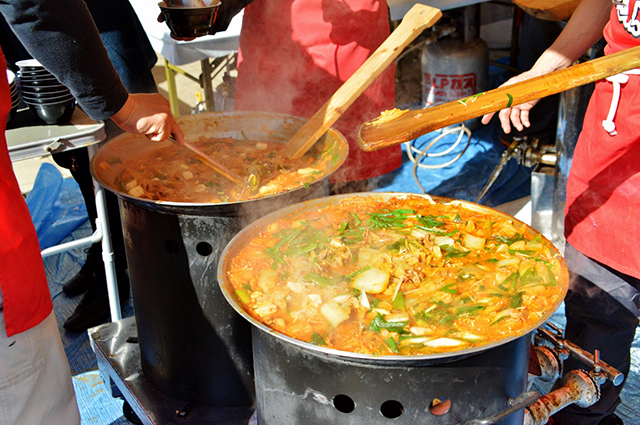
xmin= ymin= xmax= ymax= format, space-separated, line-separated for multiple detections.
xmin=235 ymin=0 xmax=400 ymax=185
xmin=564 ymin=244 xmax=640 ymax=318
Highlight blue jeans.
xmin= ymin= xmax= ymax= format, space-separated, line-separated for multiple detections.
xmin=84 ymin=0 xmax=158 ymax=94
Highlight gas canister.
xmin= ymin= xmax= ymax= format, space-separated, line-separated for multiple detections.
xmin=422 ymin=36 xmax=489 ymax=130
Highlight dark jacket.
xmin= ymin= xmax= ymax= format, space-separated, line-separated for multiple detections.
xmin=0 ymin=0 xmax=129 ymax=120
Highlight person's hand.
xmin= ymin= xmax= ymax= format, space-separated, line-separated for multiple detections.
xmin=480 ymin=70 xmax=543 ymax=134
xmin=111 ymin=93 xmax=185 ymax=144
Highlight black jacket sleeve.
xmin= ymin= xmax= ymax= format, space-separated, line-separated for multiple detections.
xmin=0 ymin=0 xmax=129 ymax=121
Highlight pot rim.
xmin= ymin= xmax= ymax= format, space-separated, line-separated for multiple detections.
xmin=90 ymin=111 xmax=349 ymax=212
xmin=217 ymin=192 xmax=569 ymax=363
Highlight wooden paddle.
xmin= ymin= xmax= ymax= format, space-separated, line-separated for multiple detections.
xmin=358 ymin=45 xmax=640 ymax=151
xmin=169 ymin=136 xmax=247 ymax=187
xmin=281 ymin=4 xmax=442 ymax=159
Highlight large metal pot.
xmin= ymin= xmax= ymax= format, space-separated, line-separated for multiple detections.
xmin=90 ymin=111 xmax=348 ymax=406
xmin=217 ymin=192 xmax=569 ymax=424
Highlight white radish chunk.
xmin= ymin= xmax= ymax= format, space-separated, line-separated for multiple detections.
xmin=351 ymin=266 xmax=390 ymax=294
xmin=297 ymin=167 xmax=320 ymax=176
xmin=384 ymin=313 xmax=410 ymax=323
xmin=320 ymin=300 xmax=350 ymax=328
xmin=434 ymin=236 xmax=455 ymax=247
xmin=423 ymin=337 xmax=468 ymax=348
xmin=332 ymin=294 xmax=352 ymax=304
xmin=360 ymin=291 xmax=370 ymax=309
xmin=462 ymin=234 xmax=486 ymax=250
xmin=509 ymin=240 xmax=527 ymax=251
xmin=453 ymin=331 xmax=482 ymax=341
xmin=496 ymin=257 xmax=521 ymax=268
xmin=124 ymin=179 xmax=139 ymax=192
xmin=128 ymin=186 xmax=145 ymax=197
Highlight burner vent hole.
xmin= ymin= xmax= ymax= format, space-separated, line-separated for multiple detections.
xmin=333 ymin=394 xmax=355 ymax=413
xmin=196 ymin=242 xmax=213 ymax=256
xmin=165 ymin=239 xmax=180 ymax=254
xmin=380 ymin=400 xmax=403 ymax=419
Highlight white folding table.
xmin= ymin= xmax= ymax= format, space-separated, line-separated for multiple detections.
xmin=129 ymin=0 xmax=243 ymax=116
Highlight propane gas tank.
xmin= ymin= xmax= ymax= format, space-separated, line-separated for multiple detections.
xmin=422 ymin=37 xmax=489 ymax=130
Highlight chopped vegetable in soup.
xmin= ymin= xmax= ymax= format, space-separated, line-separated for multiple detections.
xmin=97 ymin=137 xmax=337 ymax=203
xmin=226 ymin=195 xmax=566 ymax=356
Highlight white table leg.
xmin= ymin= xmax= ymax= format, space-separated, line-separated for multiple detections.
xmin=88 ymin=144 xmax=121 ymax=321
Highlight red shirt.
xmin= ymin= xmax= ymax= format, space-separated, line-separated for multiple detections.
xmin=234 ymin=0 xmax=401 ymax=182
xmin=0 ymin=48 xmax=53 ymax=337
xmin=564 ymin=0 xmax=640 ymax=279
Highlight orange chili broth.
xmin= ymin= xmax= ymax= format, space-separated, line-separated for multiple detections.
xmin=226 ymin=195 xmax=566 ymax=356
xmin=110 ymin=137 xmax=333 ymax=203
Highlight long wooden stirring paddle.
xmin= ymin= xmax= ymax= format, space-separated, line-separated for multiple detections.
xmin=169 ymin=136 xmax=247 ymax=187
xmin=358 ymin=45 xmax=640 ymax=151
xmin=281 ymin=4 xmax=442 ymax=159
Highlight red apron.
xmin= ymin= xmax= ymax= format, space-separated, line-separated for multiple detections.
xmin=235 ymin=0 xmax=401 ymax=182
xmin=564 ymin=0 xmax=640 ymax=279
xmin=0 ymin=47 xmax=53 ymax=337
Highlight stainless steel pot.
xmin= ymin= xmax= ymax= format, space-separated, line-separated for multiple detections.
xmin=90 ymin=111 xmax=348 ymax=406
xmin=217 ymin=192 xmax=569 ymax=424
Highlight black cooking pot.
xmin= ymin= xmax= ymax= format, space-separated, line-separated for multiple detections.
xmin=90 ymin=111 xmax=348 ymax=406
xmin=217 ymin=192 xmax=569 ymax=424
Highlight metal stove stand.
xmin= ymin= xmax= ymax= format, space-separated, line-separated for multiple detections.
xmin=89 ymin=317 xmax=255 ymax=425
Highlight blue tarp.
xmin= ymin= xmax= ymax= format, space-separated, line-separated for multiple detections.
xmin=25 ymin=163 xmax=89 ymax=250
xmin=376 ymin=122 xmax=534 ymax=208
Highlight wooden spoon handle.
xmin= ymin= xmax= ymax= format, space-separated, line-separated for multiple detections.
xmin=358 ymin=45 xmax=640 ymax=151
xmin=170 ymin=137 xmax=247 ymax=187
xmin=282 ymin=4 xmax=442 ymax=159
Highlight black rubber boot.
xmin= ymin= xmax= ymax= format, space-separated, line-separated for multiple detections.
xmin=63 ymin=275 xmax=110 ymax=333
xmin=62 ymin=243 xmax=102 ymax=297
xmin=63 ymin=267 xmax=130 ymax=333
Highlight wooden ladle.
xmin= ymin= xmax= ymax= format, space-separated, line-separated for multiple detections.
xmin=281 ymin=3 xmax=442 ymax=159
xmin=358 ymin=45 xmax=640 ymax=151
xmin=169 ymin=136 xmax=247 ymax=187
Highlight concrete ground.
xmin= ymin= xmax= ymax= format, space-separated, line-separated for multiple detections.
xmin=11 ymin=54 xmax=224 ymax=194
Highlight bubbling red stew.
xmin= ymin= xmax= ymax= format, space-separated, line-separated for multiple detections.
xmin=95 ymin=137 xmax=340 ymax=203
xmin=226 ymin=195 xmax=566 ymax=356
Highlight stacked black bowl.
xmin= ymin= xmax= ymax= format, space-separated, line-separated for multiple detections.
xmin=7 ymin=69 xmax=21 ymax=124
xmin=16 ymin=59 xmax=76 ymax=125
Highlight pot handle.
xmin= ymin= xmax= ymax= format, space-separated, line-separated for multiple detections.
xmin=460 ymin=390 xmax=539 ymax=425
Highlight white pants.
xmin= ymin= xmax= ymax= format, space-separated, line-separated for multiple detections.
xmin=0 ymin=310 xmax=80 ymax=425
